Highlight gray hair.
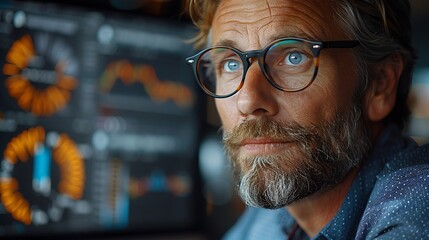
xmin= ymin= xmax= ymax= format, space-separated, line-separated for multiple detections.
xmin=186 ymin=0 xmax=417 ymax=128
xmin=335 ymin=0 xmax=416 ymax=128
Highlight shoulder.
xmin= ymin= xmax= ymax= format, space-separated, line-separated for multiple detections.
xmin=356 ymin=144 xmax=429 ymax=239
xmin=374 ymin=143 xmax=429 ymax=202
xmin=222 ymin=207 xmax=287 ymax=240
xmin=371 ymin=163 xmax=429 ymax=210
xmin=372 ymin=142 xmax=429 ymax=205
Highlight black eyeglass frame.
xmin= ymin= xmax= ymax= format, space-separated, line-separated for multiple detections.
xmin=185 ymin=38 xmax=360 ymax=98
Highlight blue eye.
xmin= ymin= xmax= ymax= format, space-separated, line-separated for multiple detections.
xmin=223 ymin=59 xmax=241 ymax=72
xmin=285 ymin=51 xmax=307 ymax=65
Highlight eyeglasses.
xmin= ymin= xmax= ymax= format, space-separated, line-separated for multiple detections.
xmin=186 ymin=37 xmax=359 ymax=98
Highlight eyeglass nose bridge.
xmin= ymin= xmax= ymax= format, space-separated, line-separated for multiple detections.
xmin=241 ymin=49 xmax=264 ymax=64
xmin=239 ymin=49 xmax=272 ymax=89
xmin=240 ymin=49 xmax=266 ymax=76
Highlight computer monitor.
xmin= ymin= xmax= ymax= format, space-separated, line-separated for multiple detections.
xmin=0 ymin=1 xmax=203 ymax=238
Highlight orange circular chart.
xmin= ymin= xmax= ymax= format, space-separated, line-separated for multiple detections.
xmin=2 ymin=34 xmax=78 ymax=116
xmin=0 ymin=126 xmax=85 ymax=225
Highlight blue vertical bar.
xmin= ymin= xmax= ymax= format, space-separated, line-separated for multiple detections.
xmin=33 ymin=144 xmax=51 ymax=194
xmin=116 ymin=166 xmax=129 ymax=228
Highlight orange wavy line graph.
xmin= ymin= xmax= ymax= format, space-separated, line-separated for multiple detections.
xmin=1 ymin=127 xmax=85 ymax=224
xmin=99 ymin=60 xmax=194 ymax=107
xmin=2 ymin=34 xmax=78 ymax=116
xmin=128 ymin=174 xmax=190 ymax=198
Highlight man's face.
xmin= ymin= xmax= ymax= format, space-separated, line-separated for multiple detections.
xmin=212 ymin=0 xmax=372 ymax=208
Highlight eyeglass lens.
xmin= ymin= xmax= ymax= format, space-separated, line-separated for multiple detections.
xmin=196 ymin=39 xmax=317 ymax=97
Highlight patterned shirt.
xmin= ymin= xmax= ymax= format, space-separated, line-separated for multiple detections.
xmin=223 ymin=124 xmax=429 ymax=240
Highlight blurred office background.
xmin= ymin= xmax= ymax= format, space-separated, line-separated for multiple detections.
xmin=0 ymin=1 xmax=427 ymax=240
xmin=407 ymin=1 xmax=429 ymax=144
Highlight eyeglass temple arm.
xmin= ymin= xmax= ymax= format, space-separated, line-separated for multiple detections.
xmin=322 ymin=40 xmax=360 ymax=49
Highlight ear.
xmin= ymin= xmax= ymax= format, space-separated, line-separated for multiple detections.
xmin=364 ymin=54 xmax=404 ymax=123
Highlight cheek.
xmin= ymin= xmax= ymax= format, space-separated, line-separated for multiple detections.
xmin=283 ymin=71 xmax=358 ymax=125
xmin=215 ymin=98 xmax=237 ymax=131
xmin=278 ymin=91 xmax=336 ymax=125
xmin=308 ymin=58 xmax=359 ymax=118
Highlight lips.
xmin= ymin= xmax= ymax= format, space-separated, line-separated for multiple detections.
xmin=239 ymin=137 xmax=288 ymax=146
xmin=238 ymin=137 xmax=292 ymax=155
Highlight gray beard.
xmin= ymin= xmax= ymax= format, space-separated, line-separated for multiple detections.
xmin=223 ymin=104 xmax=371 ymax=209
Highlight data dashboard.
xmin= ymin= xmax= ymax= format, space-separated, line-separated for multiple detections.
xmin=0 ymin=1 xmax=203 ymax=238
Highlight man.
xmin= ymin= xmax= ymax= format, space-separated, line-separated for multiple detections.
xmin=185 ymin=0 xmax=429 ymax=239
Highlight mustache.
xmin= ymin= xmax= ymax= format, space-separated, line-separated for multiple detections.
xmin=223 ymin=117 xmax=317 ymax=146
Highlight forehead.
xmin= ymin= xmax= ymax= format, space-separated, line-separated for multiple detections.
xmin=211 ymin=0 xmax=346 ymax=48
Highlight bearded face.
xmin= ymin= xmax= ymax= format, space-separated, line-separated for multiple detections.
xmin=223 ymin=104 xmax=371 ymax=209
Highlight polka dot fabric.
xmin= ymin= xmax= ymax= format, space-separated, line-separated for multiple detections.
xmin=223 ymin=124 xmax=429 ymax=240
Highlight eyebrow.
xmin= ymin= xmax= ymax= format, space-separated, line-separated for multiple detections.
xmin=214 ymin=39 xmax=238 ymax=48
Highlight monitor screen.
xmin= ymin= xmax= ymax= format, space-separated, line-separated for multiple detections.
xmin=0 ymin=1 xmax=203 ymax=238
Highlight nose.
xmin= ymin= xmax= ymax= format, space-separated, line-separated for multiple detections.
xmin=236 ymin=61 xmax=279 ymax=117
